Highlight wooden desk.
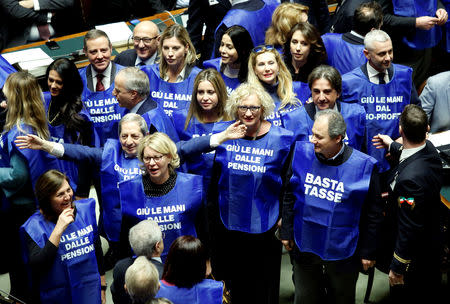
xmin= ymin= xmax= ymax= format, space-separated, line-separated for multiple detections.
xmin=1 ymin=8 xmax=187 ymax=69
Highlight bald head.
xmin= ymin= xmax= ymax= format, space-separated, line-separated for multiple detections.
xmin=133 ymin=21 xmax=160 ymax=61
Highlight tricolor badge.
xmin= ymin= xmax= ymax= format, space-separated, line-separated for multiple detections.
xmin=397 ymin=196 xmax=415 ymax=210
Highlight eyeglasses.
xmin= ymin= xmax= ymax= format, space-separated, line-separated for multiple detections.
xmin=252 ymin=44 xmax=275 ymax=53
xmin=132 ymin=36 xmax=158 ymax=44
xmin=238 ymin=106 xmax=261 ymax=114
xmin=143 ymin=155 xmax=165 ymax=163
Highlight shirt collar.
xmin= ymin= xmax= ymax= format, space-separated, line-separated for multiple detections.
xmin=163 ymin=66 xmax=187 ymax=83
xmin=399 ymin=143 xmax=426 ymax=163
xmin=130 ymin=99 xmax=145 ymax=114
xmin=366 ymin=62 xmax=387 ymax=84
xmin=91 ymin=62 xmax=111 ymax=79
xmin=135 ymin=51 xmax=157 ymax=66
xmin=350 ymin=30 xmax=365 ymax=40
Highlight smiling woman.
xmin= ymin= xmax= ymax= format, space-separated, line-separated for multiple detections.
xmin=20 ymin=170 xmax=106 ymax=304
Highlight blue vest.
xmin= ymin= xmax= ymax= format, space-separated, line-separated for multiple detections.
xmin=1 ymin=124 xmax=60 ymax=191
xmin=141 ymin=105 xmax=180 ymax=143
xmin=392 ymin=0 xmax=442 ymax=49
xmin=214 ymin=125 xmax=293 ymax=233
xmin=341 ymin=64 xmax=412 ymax=172
xmin=264 ymin=88 xmax=300 ymax=128
xmin=43 ymin=92 xmax=95 ymax=192
xmin=293 ymin=81 xmax=311 ymax=105
xmin=203 ymin=58 xmax=241 ymax=94
xmin=173 ymin=109 xmax=217 ymax=188
xmin=321 ymin=33 xmax=367 ymax=75
xmin=214 ymin=0 xmax=278 ymax=55
xmin=443 ymin=0 xmax=450 ymax=52
xmin=281 ymin=102 xmax=366 ymax=151
xmin=0 ymin=55 xmax=16 ymax=88
xmin=119 ymin=173 xmax=203 ymax=260
xmin=141 ymin=64 xmax=201 ymax=117
xmin=21 ymin=198 xmax=101 ymax=304
xmin=157 ymin=279 xmax=224 ymax=304
xmin=79 ymin=65 xmax=126 ymax=146
xmin=290 ymin=142 xmax=375 ymax=260
xmin=100 ymin=139 xmax=142 ymax=242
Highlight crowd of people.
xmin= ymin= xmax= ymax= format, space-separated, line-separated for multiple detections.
xmin=0 ymin=0 xmax=449 ymax=304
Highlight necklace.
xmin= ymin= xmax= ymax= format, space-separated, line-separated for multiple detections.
xmin=47 ymin=99 xmax=61 ymax=125
xmin=252 ymin=121 xmax=263 ymax=140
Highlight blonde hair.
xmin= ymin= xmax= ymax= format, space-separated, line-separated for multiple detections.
xmin=159 ymin=24 xmax=197 ymax=79
xmin=3 ymin=71 xmax=49 ymax=139
xmin=226 ymin=82 xmax=275 ymax=120
xmin=185 ymin=69 xmax=230 ymax=129
xmin=265 ymin=3 xmax=309 ymax=46
xmin=247 ymin=48 xmax=299 ymax=110
xmin=137 ymin=132 xmax=180 ymax=174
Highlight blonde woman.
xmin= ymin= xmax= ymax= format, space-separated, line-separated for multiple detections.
xmin=173 ymin=68 xmax=230 ymax=187
xmin=265 ymin=2 xmax=309 ymax=49
xmin=141 ymin=24 xmax=201 ymax=117
xmin=0 ymin=71 xmax=59 ymax=303
xmin=247 ymin=45 xmax=301 ymax=127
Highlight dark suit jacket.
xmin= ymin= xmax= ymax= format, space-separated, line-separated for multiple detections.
xmin=282 ymin=0 xmax=331 ymax=33
xmin=329 ymin=0 xmax=370 ymax=33
xmin=359 ymin=63 xmax=420 ymax=105
xmin=386 ymin=141 xmax=443 ymax=275
xmin=187 ymin=0 xmax=231 ymax=64
xmin=85 ymin=62 xmax=119 ymax=91
xmin=111 ymin=256 xmax=164 ymax=304
xmin=114 ymin=49 xmax=138 ymax=67
xmin=135 ymin=94 xmax=158 ymax=115
xmin=342 ymin=32 xmax=364 ymax=45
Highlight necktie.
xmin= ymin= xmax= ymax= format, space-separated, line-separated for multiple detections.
xmin=378 ymin=72 xmax=386 ymax=85
xmin=137 ymin=61 xmax=146 ymax=66
xmin=96 ymin=74 xmax=105 ymax=92
xmin=37 ymin=24 xmax=51 ymax=40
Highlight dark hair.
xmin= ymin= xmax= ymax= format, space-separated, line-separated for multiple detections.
xmin=162 ymin=236 xmax=207 ymax=288
xmin=283 ymin=22 xmax=327 ymax=83
xmin=353 ymin=1 xmax=383 ymax=36
xmin=222 ymin=25 xmax=254 ymax=83
xmin=308 ymin=65 xmax=342 ymax=94
xmin=400 ymin=104 xmax=428 ymax=144
xmin=35 ymin=170 xmax=71 ymax=220
xmin=45 ymin=58 xmax=91 ymax=144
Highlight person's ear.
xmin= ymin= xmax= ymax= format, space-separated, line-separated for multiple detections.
xmin=363 ymin=49 xmax=370 ymax=60
xmin=124 ymin=284 xmax=128 ymax=294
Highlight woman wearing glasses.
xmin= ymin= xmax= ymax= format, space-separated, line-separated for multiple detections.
xmin=247 ymin=44 xmax=301 ymax=127
xmin=118 ymin=132 xmax=205 ymax=262
xmin=203 ymin=25 xmax=254 ymax=93
xmin=173 ymin=69 xmax=230 ymax=188
xmin=141 ymin=24 xmax=201 ymax=118
xmin=15 ymin=114 xmax=245 ymax=259
xmin=208 ymin=83 xmax=293 ymax=304
xmin=283 ymin=22 xmax=327 ymax=102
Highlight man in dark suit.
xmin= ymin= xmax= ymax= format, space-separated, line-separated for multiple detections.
xmin=341 ymin=29 xmax=419 ymax=173
xmin=0 ymin=0 xmax=83 ymax=48
xmin=113 ymin=67 xmax=158 ymax=115
xmin=322 ymin=1 xmax=383 ymax=75
xmin=373 ymin=104 xmax=443 ymax=303
xmin=329 ymin=0 xmax=371 ymax=33
xmin=187 ymin=0 xmax=231 ymax=65
xmin=111 ymin=219 xmax=164 ymax=304
xmin=114 ymin=21 xmax=160 ymax=67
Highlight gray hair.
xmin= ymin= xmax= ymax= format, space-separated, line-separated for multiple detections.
xmin=226 ymin=82 xmax=275 ymax=120
xmin=364 ymin=29 xmax=391 ymax=51
xmin=315 ymin=109 xmax=346 ymax=140
xmin=125 ymin=256 xmax=160 ymax=303
xmin=129 ymin=219 xmax=162 ymax=258
xmin=308 ymin=65 xmax=342 ymax=94
xmin=116 ymin=67 xmax=150 ymax=99
xmin=118 ymin=113 xmax=148 ymax=137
